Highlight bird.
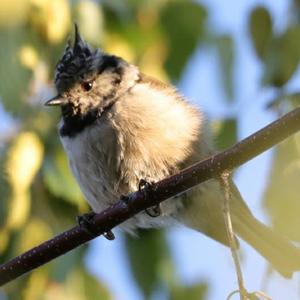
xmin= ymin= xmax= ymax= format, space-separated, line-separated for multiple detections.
xmin=46 ymin=25 xmax=300 ymax=278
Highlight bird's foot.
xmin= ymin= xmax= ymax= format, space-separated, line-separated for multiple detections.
xmin=77 ymin=211 xmax=97 ymax=235
xmin=77 ymin=211 xmax=115 ymax=240
xmin=120 ymin=194 xmax=129 ymax=204
xmin=145 ymin=205 xmax=161 ymax=217
xmin=103 ymin=230 xmax=115 ymax=240
xmin=138 ymin=179 xmax=153 ymax=192
xmin=138 ymin=179 xmax=161 ymax=218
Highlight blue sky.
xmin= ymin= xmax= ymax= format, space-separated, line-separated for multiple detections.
xmin=86 ymin=0 xmax=300 ymax=299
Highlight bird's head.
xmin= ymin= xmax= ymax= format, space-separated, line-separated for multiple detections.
xmin=45 ymin=24 xmax=139 ymax=128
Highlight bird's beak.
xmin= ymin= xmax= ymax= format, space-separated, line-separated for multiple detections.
xmin=44 ymin=94 xmax=65 ymax=106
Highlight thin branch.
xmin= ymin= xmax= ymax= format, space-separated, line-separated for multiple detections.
xmin=1 ymin=107 xmax=300 ymax=286
xmin=220 ymin=171 xmax=248 ymax=300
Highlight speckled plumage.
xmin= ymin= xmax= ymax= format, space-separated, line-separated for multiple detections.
xmin=47 ymin=25 xmax=300 ymax=277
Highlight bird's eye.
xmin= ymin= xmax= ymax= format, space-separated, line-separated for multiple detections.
xmin=81 ymin=81 xmax=93 ymax=92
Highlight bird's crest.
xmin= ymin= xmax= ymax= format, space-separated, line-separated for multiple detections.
xmin=55 ymin=24 xmax=102 ymax=92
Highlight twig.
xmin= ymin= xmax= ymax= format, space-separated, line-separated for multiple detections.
xmin=220 ymin=171 xmax=248 ymax=300
xmin=221 ymin=173 xmax=273 ymax=300
xmin=227 ymin=290 xmax=272 ymax=300
xmin=1 ymin=107 xmax=300 ymax=286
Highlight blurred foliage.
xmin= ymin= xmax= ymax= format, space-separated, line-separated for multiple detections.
xmin=160 ymin=1 xmax=207 ymax=81
xmin=249 ymin=6 xmax=273 ymax=61
xmin=215 ymin=35 xmax=235 ymax=101
xmin=215 ymin=118 xmax=237 ymax=150
xmin=0 ymin=0 xmax=300 ymax=299
xmin=249 ymin=4 xmax=300 ymax=87
xmin=263 ymin=134 xmax=300 ymax=242
xmin=43 ymin=148 xmax=83 ymax=206
xmin=125 ymin=229 xmax=169 ymax=298
xmin=248 ymin=2 xmax=300 ymax=251
xmin=248 ymin=1 xmax=300 ymax=272
xmin=125 ymin=229 xmax=207 ymax=300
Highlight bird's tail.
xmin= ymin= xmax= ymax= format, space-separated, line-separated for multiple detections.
xmin=176 ymin=179 xmax=300 ymax=278
xmin=235 ymin=213 xmax=300 ymax=278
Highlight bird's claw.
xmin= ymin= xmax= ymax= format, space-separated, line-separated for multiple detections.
xmin=138 ymin=179 xmax=153 ymax=192
xmin=103 ymin=230 xmax=115 ymax=240
xmin=145 ymin=205 xmax=161 ymax=217
xmin=77 ymin=211 xmax=98 ymax=236
xmin=77 ymin=211 xmax=115 ymax=240
xmin=120 ymin=194 xmax=129 ymax=204
xmin=138 ymin=179 xmax=161 ymax=218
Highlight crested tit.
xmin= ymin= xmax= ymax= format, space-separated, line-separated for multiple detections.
xmin=46 ymin=25 xmax=300 ymax=278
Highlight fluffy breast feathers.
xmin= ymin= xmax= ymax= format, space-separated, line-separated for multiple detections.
xmin=109 ymin=75 xmax=204 ymax=190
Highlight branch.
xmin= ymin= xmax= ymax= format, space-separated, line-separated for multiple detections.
xmin=1 ymin=107 xmax=300 ymax=286
xmin=220 ymin=171 xmax=248 ymax=300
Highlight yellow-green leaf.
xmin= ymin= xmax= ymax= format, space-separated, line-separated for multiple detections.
xmin=6 ymin=132 xmax=44 ymax=191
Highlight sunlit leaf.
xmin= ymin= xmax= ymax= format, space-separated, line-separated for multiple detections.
xmin=29 ymin=0 xmax=71 ymax=44
xmin=57 ymin=267 xmax=112 ymax=300
xmin=74 ymin=0 xmax=104 ymax=46
xmin=6 ymin=132 xmax=44 ymax=191
xmin=249 ymin=6 xmax=273 ymax=60
xmin=104 ymin=34 xmax=136 ymax=63
xmin=139 ymin=41 xmax=168 ymax=81
xmin=160 ymin=1 xmax=207 ymax=80
xmin=6 ymin=191 xmax=31 ymax=230
xmin=5 ymin=132 xmax=44 ymax=229
xmin=0 ymin=0 xmax=30 ymax=28
xmin=23 ymin=268 xmax=48 ymax=300
xmin=18 ymin=45 xmax=39 ymax=71
xmin=18 ymin=218 xmax=52 ymax=253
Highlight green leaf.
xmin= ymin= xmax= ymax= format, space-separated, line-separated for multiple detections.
xmin=215 ymin=118 xmax=237 ymax=150
xmin=266 ymin=91 xmax=300 ymax=109
xmin=61 ymin=265 xmax=112 ymax=299
xmin=263 ymin=25 xmax=300 ymax=87
xmin=81 ymin=266 xmax=112 ymax=300
xmin=43 ymin=148 xmax=84 ymax=206
xmin=50 ymin=245 xmax=86 ymax=283
xmin=263 ymin=135 xmax=300 ymax=241
xmin=160 ymin=1 xmax=207 ymax=80
xmin=125 ymin=229 xmax=169 ymax=298
xmin=249 ymin=6 xmax=273 ymax=60
xmin=0 ymin=151 xmax=10 ymax=228
xmin=169 ymin=282 xmax=207 ymax=300
xmin=0 ymin=29 xmax=30 ymax=115
xmin=215 ymin=35 xmax=235 ymax=101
